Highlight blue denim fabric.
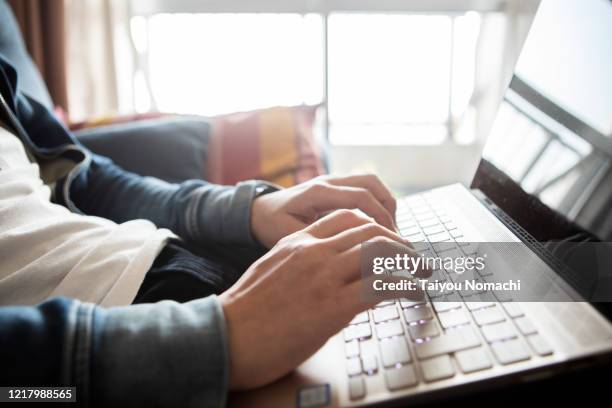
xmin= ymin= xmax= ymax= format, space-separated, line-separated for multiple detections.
xmin=0 ymin=297 xmax=229 ymax=407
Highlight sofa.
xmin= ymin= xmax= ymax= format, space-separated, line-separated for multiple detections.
xmin=0 ymin=0 xmax=326 ymax=186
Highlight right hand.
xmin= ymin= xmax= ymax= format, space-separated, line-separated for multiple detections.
xmin=219 ymin=209 xmax=430 ymax=390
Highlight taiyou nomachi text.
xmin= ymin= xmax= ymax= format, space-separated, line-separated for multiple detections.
xmin=372 ymin=278 xmax=521 ymax=292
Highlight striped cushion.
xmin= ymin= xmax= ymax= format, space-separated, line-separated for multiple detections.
xmin=207 ymin=105 xmax=324 ymax=187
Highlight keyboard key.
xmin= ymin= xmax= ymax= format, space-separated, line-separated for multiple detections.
xmin=406 ymin=233 xmax=426 ymax=243
xmin=502 ymin=302 xmax=524 ymax=318
xmin=348 ymin=377 xmax=366 ymax=400
xmin=408 ymin=321 xmax=440 ymax=341
xmin=433 ymin=208 xmax=446 ymax=217
xmin=401 ymin=225 xmax=422 ymax=237
xmin=412 ymin=242 xmax=430 ymax=252
xmin=415 ymin=326 xmax=480 ymax=359
xmin=421 ymin=355 xmax=455 ymax=382
xmin=527 ymin=334 xmax=553 ymax=356
xmin=515 ymin=317 xmax=538 ymax=335
xmin=346 ymin=357 xmax=362 ymax=376
xmin=397 ymin=213 xmax=416 ymax=222
xmin=450 ymin=229 xmax=464 ymax=238
xmin=491 ymin=339 xmax=531 ymax=365
xmin=476 ymin=267 xmax=494 ymax=277
xmin=463 ymin=291 xmax=497 ymax=303
xmin=466 ymin=302 xmax=495 ymax=311
xmin=444 ymin=224 xmax=458 ymax=233
xmin=400 ymin=299 xmax=426 ymax=309
xmin=439 ymin=215 xmax=452 ymax=224
xmin=455 ymin=347 xmax=493 ymax=373
xmin=426 ymin=287 xmax=448 ymax=299
xmin=492 ymin=290 xmax=513 ymax=302
xmin=448 ymin=270 xmax=472 ymax=283
xmin=373 ymin=305 xmax=400 ymax=323
xmin=458 ymin=241 xmax=479 ymax=254
xmin=385 ymin=365 xmax=418 ymax=390
xmin=380 ymin=336 xmax=412 ymax=367
xmin=419 ymin=218 xmax=439 ymax=228
xmin=422 ymin=224 xmax=444 ymax=236
xmin=443 ymin=292 xmax=465 ymax=303
xmin=438 ymin=310 xmax=470 ymax=328
xmin=433 ymin=302 xmax=462 ymax=313
xmin=345 ymin=340 xmax=360 ymax=358
xmin=429 ymin=269 xmax=447 ymax=282
xmin=398 ymin=222 xmax=417 ymax=232
xmin=428 ymin=234 xmax=451 ymax=244
xmin=432 ymin=241 xmax=456 ymax=253
xmin=397 ymin=210 xmax=416 ymax=220
xmin=396 ymin=210 xmax=414 ymax=219
xmin=376 ymin=320 xmax=404 ymax=339
xmin=361 ymin=354 xmax=378 ymax=374
xmin=480 ymin=321 xmax=517 ymax=343
xmin=403 ymin=306 xmax=433 ymax=323
xmin=411 ymin=206 xmax=431 ymax=215
xmin=472 ymin=306 xmax=506 ymax=326
xmin=416 ymin=211 xmax=436 ymax=220
xmin=375 ymin=301 xmax=396 ymax=308
xmin=344 ymin=323 xmax=372 ymax=341
xmin=350 ymin=312 xmax=369 ymax=325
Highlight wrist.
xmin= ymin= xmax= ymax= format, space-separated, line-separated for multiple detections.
xmin=249 ymin=181 xmax=280 ymax=248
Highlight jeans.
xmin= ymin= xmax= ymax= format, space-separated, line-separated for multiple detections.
xmin=133 ymin=239 xmax=262 ymax=303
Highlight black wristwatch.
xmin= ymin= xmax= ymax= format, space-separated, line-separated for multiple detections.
xmin=253 ymin=181 xmax=281 ymax=198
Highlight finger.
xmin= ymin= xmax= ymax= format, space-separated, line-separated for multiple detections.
xmin=327 ymin=174 xmax=397 ymax=219
xmin=306 ymin=184 xmax=396 ymax=231
xmin=304 ymin=209 xmax=373 ymax=238
xmin=281 ymin=217 xmax=308 ymax=239
xmin=326 ymin=221 xmax=414 ymax=252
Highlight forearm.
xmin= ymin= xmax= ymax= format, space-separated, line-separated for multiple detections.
xmin=0 ymin=296 xmax=229 ymax=407
xmin=68 ymin=153 xmax=270 ymax=249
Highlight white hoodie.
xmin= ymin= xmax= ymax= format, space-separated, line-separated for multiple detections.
xmin=0 ymin=125 xmax=172 ymax=306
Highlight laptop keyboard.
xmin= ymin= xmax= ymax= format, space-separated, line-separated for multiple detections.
xmin=343 ymin=193 xmax=554 ymax=401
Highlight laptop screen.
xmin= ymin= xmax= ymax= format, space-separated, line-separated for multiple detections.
xmin=471 ymin=0 xmax=612 ymax=242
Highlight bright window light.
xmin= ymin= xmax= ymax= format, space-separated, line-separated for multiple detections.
xmin=134 ymin=11 xmax=481 ymax=144
xmin=328 ymin=13 xmax=480 ymax=144
xmin=329 ymin=14 xmax=451 ymax=125
xmin=146 ymin=13 xmax=323 ymax=116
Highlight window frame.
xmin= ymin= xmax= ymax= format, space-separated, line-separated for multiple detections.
xmin=127 ymin=0 xmax=506 ymax=145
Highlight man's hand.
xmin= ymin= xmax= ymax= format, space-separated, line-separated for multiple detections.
xmin=220 ymin=210 xmax=429 ymax=390
xmin=251 ymin=174 xmax=397 ymax=248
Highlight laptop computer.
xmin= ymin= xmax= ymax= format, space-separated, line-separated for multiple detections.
xmin=231 ymin=0 xmax=612 ymax=406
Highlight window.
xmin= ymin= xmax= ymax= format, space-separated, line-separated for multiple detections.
xmin=129 ymin=9 xmax=483 ymax=144
xmin=328 ymin=12 xmax=480 ymax=144
xmin=140 ymin=13 xmax=323 ymax=116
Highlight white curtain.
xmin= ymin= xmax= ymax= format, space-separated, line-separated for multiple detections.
xmin=65 ymin=0 xmax=134 ymax=122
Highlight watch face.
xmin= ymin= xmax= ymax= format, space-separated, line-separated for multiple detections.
xmin=256 ymin=182 xmax=279 ymax=196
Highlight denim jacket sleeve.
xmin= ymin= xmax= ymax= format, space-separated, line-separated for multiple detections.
xmin=1 ymin=53 xmax=277 ymax=251
xmin=73 ymin=152 xmax=272 ymax=249
xmin=0 ymin=296 xmax=229 ymax=408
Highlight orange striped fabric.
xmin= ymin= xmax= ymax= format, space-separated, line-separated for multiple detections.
xmin=207 ymin=105 xmax=324 ymax=187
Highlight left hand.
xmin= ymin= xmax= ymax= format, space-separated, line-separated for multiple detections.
xmin=251 ymin=174 xmax=397 ymax=248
